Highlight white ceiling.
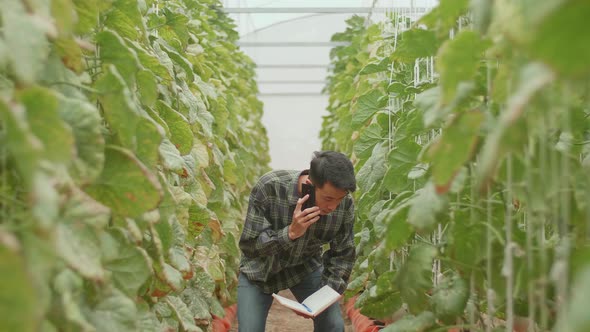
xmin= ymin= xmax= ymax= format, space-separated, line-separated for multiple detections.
xmin=221 ymin=0 xmax=437 ymax=170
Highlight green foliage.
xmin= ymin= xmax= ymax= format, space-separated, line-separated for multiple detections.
xmin=0 ymin=0 xmax=269 ymax=330
xmin=324 ymin=3 xmax=590 ymax=330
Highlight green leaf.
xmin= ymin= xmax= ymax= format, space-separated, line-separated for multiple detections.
xmin=352 ymin=90 xmax=387 ymax=130
xmin=135 ymin=117 xmax=164 ymax=169
xmin=100 ymin=230 xmax=151 ymax=297
xmin=1 ymin=1 xmax=50 ymax=84
xmin=356 ymin=142 xmax=388 ymax=192
xmin=419 ymin=0 xmax=470 ymax=34
xmin=157 ymin=101 xmax=194 ymax=155
xmin=86 ymin=288 xmax=138 ymax=332
xmin=53 ymin=269 xmax=95 ymax=331
xmin=85 ymin=145 xmax=163 ymax=218
xmin=0 ymin=243 xmax=37 ymax=332
xmin=136 ymin=69 xmax=158 ymax=107
xmin=97 ymin=30 xmax=140 ymax=87
xmin=159 ymin=138 xmax=185 ymax=173
xmin=407 ymin=182 xmax=448 ymax=232
xmin=104 ymin=0 xmax=146 ymax=41
xmin=180 ymin=288 xmax=211 ymax=321
xmin=430 ymin=272 xmax=469 ymax=323
xmin=423 ymin=110 xmax=484 ymax=190
xmin=527 ymin=0 xmax=590 ymax=77
xmin=165 ymin=296 xmax=202 ymax=332
xmin=128 ymin=41 xmax=173 ymax=82
xmin=437 ymin=30 xmax=489 ymax=104
xmin=357 ymin=271 xmax=403 ymax=319
xmin=18 ymin=86 xmax=75 ymax=163
xmin=353 ymin=123 xmax=386 ymax=160
xmin=380 ymin=311 xmax=436 ymax=332
xmin=94 ymin=65 xmax=141 ymax=149
xmin=383 ymin=140 xmax=422 ymax=193
xmin=58 ymin=96 xmax=105 ymax=184
xmin=395 ymin=244 xmax=437 ymax=313
xmin=382 ymin=192 xmax=414 ymax=250
xmin=359 ymin=57 xmax=390 ymax=75
xmin=390 ymin=29 xmax=440 ymax=63
xmin=55 ymin=223 xmax=104 ymax=281
xmin=0 ymin=99 xmax=42 ymax=187
xmin=71 ymin=0 xmax=103 ymax=34
xmin=51 ymin=0 xmax=76 ymax=35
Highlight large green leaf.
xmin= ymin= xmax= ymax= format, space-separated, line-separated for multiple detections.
xmin=383 ymin=140 xmax=422 ymax=193
xmin=94 ymin=65 xmax=141 ymax=149
xmin=96 ymin=30 xmax=140 ymax=86
xmin=18 ymin=87 xmax=75 ymax=163
xmin=0 ymin=242 xmax=37 ymax=332
xmin=357 ymin=271 xmax=403 ymax=319
xmin=100 ymin=230 xmax=151 ymax=297
xmin=103 ymin=0 xmax=146 ymax=41
xmin=52 ymin=269 xmax=95 ymax=331
xmin=430 ymin=272 xmax=469 ymax=323
xmin=58 ymin=97 xmax=105 ymax=183
xmin=1 ymin=1 xmax=50 ymax=84
xmin=390 ymin=29 xmax=440 ymax=63
xmin=55 ymin=222 xmax=104 ymax=281
xmin=135 ymin=117 xmax=164 ymax=170
xmin=157 ymin=101 xmax=194 ymax=155
xmin=352 ymin=90 xmax=387 ymax=130
xmin=395 ymin=244 xmax=437 ymax=313
xmin=86 ymin=288 xmax=138 ymax=332
xmin=85 ymin=145 xmax=163 ymax=217
xmin=380 ymin=311 xmax=436 ymax=332
xmin=526 ymin=0 xmax=590 ymax=77
xmin=165 ymin=296 xmax=202 ymax=332
xmin=159 ymin=138 xmax=185 ymax=173
xmin=419 ymin=0 xmax=470 ymax=35
xmin=407 ymin=182 xmax=448 ymax=232
xmin=423 ymin=110 xmax=484 ymax=190
xmin=356 ymin=142 xmax=388 ymax=192
xmin=0 ymin=99 xmax=41 ymax=187
xmin=437 ymin=30 xmax=489 ymax=105
xmin=353 ymin=123 xmax=386 ymax=159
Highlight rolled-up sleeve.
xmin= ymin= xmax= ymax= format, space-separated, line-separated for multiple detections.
xmin=239 ymin=182 xmax=295 ymax=257
xmin=322 ymin=202 xmax=356 ymax=294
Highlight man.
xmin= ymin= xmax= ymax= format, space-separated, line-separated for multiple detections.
xmin=237 ymin=151 xmax=356 ymax=332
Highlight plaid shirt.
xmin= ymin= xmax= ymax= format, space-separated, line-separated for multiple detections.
xmin=239 ymin=170 xmax=356 ymax=294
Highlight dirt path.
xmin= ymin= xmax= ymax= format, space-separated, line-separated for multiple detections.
xmin=229 ymin=290 xmax=354 ymax=332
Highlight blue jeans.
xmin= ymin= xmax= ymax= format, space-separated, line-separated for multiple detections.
xmin=237 ymin=268 xmax=344 ymax=332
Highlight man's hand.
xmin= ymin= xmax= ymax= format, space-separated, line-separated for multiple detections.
xmin=288 ymin=195 xmax=321 ymax=240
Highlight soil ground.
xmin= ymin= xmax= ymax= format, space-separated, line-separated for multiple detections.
xmin=229 ymin=289 xmax=354 ymax=332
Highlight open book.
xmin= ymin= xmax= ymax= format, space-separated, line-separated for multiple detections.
xmin=271 ymin=285 xmax=342 ymax=318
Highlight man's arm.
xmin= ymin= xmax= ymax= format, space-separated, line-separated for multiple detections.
xmin=239 ymin=182 xmax=296 ymax=257
xmin=322 ymin=202 xmax=356 ymax=294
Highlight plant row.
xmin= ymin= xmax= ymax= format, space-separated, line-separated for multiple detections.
xmin=322 ymin=1 xmax=590 ymax=331
xmin=0 ymin=0 xmax=269 ymax=331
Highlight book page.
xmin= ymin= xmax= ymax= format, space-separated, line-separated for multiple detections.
xmin=301 ymin=285 xmax=341 ymax=313
xmin=272 ymin=293 xmax=311 ymax=316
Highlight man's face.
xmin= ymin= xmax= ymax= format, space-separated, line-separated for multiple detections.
xmin=314 ymin=181 xmax=348 ymax=215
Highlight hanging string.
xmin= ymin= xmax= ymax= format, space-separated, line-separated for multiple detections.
xmin=502 ymin=155 xmax=515 ymax=331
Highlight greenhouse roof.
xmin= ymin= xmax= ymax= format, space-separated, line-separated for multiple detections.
xmin=221 ymin=0 xmax=438 ymax=169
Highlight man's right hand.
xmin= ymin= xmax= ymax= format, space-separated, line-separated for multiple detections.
xmin=288 ymin=195 xmax=321 ymax=240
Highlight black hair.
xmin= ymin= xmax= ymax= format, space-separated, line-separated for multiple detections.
xmin=308 ymin=151 xmax=356 ymax=192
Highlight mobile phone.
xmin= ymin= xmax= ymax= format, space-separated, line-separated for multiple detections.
xmin=301 ymin=183 xmax=316 ymax=210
